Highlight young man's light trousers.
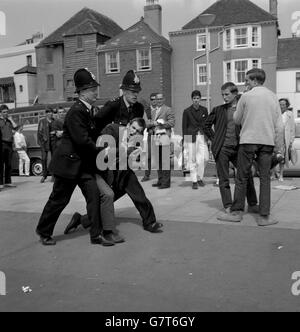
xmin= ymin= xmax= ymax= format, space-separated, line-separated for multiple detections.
xmin=17 ymin=151 xmax=30 ymax=176
xmin=187 ymin=134 xmax=209 ymax=183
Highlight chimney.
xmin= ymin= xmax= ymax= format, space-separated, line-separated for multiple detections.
xmin=144 ymin=0 xmax=162 ymax=35
xmin=269 ymin=0 xmax=278 ymax=18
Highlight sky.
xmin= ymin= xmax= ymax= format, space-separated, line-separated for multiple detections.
xmin=0 ymin=0 xmax=299 ymax=49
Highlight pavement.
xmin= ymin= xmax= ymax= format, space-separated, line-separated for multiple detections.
xmin=0 ymin=174 xmax=300 ymax=312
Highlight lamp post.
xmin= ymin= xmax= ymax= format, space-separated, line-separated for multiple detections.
xmin=198 ymin=13 xmax=216 ymax=112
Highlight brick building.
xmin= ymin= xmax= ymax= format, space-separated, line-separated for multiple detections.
xmin=96 ymin=0 xmax=172 ymax=106
xmin=170 ymin=0 xmax=279 ymax=133
xmin=35 ymin=7 xmax=123 ymax=104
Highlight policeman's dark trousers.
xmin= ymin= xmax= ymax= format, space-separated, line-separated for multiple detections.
xmin=36 ymin=173 xmax=102 ymax=240
xmin=80 ymin=170 xmax=156 ymax=230
xmin=215 ymin=145 xmax=258 ymax=209
xmin=41 ymin=148 xmax=51 ymax=178
xmin=0 ymin=142 xmax=13 ymax=185
xmin=231 ymin=144 xmax=273 ymax=216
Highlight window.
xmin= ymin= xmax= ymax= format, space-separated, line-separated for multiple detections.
xmin=296 ymin=72 xmax=300 ymax=92
xmin=137 ymin=49 xmax=151 ymax=71
xmin=252 ymin=27 xmax=259 ymax=47
xmin=225 ymin=29 xmax=231 ymax=50
xmin=46 ymin=47 xmax=53 ymax=63
xmin=67 ymin=80 xmax=74 ymax=88
xmin=105 ymin=51 xmax=120 ymax=73
xmin=77 ymin=36 xmax=83 ymax=50
xmin=0 ymin=86 xmax=15 ymax=103
xmin=224 ymin=59 xmax=261 ymax=84
xmin=197 ymin=64 xmax=207 ymax=85
xmin=226 ymin=62 xmax=231 ymax=82
xmin=19 ymin=85 xmax=23 ymax=93
xmin=224 ymin=25 xmax=261 ymax=50
xmin=27 ymin=55 xmax=32 ymax=66
xmin=234 ymin=28 xmax=248 ymax=48
xmin=197 ymin=33 xmax=207 ymax=51
xmin=47 ymin=74 xmax=54 ymax=90
xmin=235 ymin=60 xmax=248 ymax=83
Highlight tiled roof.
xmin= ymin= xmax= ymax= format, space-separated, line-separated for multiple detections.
xmin=14 ymin=66 xmax=37 ymax=75
xmin=183 ymin=0 xmax=277 ymax=30
xmin=97 ymin=18 xmax=170 ymax=52
xmin=37 ymin=7 xmax=123 ymax=47
xmin=277 ymin=38 xmax=300 ymax=69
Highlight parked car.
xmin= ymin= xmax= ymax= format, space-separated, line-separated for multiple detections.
xmin=283 ymin=118 xmax=300 ymax=176
xmin=12 ymin=124 xmax=44 ymax=176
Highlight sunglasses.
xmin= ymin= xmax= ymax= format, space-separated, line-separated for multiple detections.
xmin=150 ymin=98 xmax=156 ymax=101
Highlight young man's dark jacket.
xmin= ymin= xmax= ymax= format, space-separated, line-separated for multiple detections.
xmin=204 ymin=103 xmax=241 ymax=160
xmin=94 ymin=97 xmax=144 ymax=132
xmin=182 ymin=105 xmax=208 ymax=143
xmin=49 ymin=99 xmax=101 ymax=179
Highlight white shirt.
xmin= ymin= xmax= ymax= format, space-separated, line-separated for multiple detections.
xmin=79 ymin=98 xmax=92 ymax=112
xmin=14 ymin=132 xmax=27 ymax=149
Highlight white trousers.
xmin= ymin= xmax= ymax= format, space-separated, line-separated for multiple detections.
xmin=186 ymin=134 xmax=209 ymax=183
xmin=17 ymin=151 xmax=30 ymax=176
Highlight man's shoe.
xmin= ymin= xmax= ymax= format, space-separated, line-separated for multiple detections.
xmin=91 ymin=235 xmax=115 ymax=246
xmin=144 ymin=222 xmax=163 ymax=233
xmin=198 ymin=180 xmax=205 ymax=187
xmin=158 ymin=185 xmax=170 ymax=189
xmin=38 ymin=235 xmax=56 ymax=246
xmin=40 ymin=177 xmax=46 ymax=183
xmin=141 ymin=176 xmax=150 ymax=182
xmin=257 ymin=215 xmax=278 ymax=227
xmin=152 ymin=182 xmax=161 ymax=187
xmin=103 ymin=231 xmax=125 ymax=244
xmin=5 ymin=184 xmax=16 ymax=188
xmin=248 ymin=205 xmax=260 ymax=214
xmin=192 ymin=182 xmax=198 ymax=190
xmin=217 ymin=211 xmax=242 ymax=223
xmin=64 ymin=212 xmax=82 ymax=234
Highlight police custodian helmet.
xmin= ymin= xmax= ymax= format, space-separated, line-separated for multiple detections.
xmin=120 ymin=70 xmax=142 ymax=92
xmin=74 ymin=68 xmax=100 ymax=93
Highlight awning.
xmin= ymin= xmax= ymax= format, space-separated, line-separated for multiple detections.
xmin=0 ymin=77 xmax=14 ymax=87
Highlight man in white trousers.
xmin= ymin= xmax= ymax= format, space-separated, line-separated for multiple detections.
xmin=14 ymin=125 xmax=30 ymax=176
xmin=182 ymin=90 xmax=209 ymax=189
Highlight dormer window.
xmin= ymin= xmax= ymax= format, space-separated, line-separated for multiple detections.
xmin=224 ymin=25 xmax=261 ymax=50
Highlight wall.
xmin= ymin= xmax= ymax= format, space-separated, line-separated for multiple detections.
xmin=0 ymin=44 xmax=37 ymax=77
xmin=97 ymin=44 xmax=172 ymax=107
xmin=36 ymin=45 xmax=64 ymax=104
xmin=64 ymin=34 xmax=99 ymax=100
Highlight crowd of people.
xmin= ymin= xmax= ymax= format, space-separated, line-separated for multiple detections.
xmin=0 ymin=66 xmax=297 ymax=245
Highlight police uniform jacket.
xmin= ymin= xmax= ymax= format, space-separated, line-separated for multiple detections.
xmin=95 ymin=97 xmax=144 ymax=132
xmin=49 ymin=99 xmax=101 ymax=179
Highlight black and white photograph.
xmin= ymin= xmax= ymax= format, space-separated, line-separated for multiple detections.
xmin=0 ymin=0 xmax=300 ymax=314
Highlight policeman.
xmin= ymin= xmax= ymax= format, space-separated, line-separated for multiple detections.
xmin=95 ymin=70 xmax=144 ymax=132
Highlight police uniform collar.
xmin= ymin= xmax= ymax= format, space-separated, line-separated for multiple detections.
xmin=79 ymin=98 xmax=92 ymax=112
xmin=122 ymin=96 xmax=131 ymax=109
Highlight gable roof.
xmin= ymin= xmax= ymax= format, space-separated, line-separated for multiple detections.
xmin=183 ymin=0 xmax=277 ymax=30
xmin=14 ymin=66 xmax=37 ymax=75
xmin=277 ymin=38 xmax=300 ymax=69
xmin=97 ymin=18 xmax=171 ymax=52
xmin=37 ymin=7 xmax=123 ymax=47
